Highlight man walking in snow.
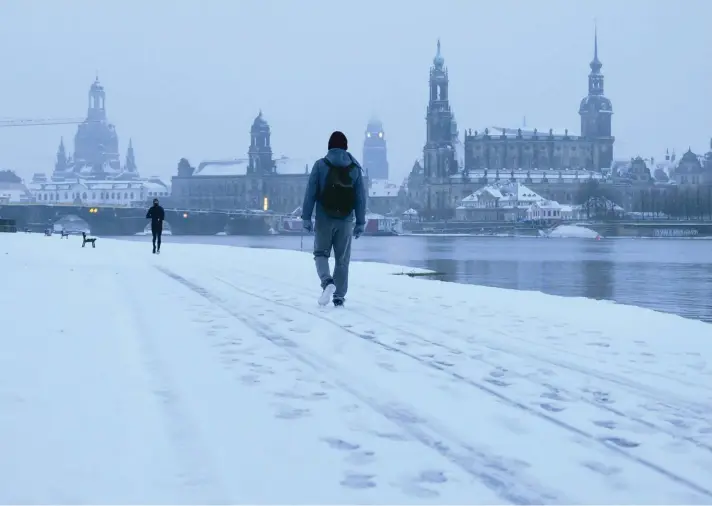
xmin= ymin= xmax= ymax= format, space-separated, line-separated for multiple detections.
xmin=146 ymin=198 xmax=165 ymax=254
xmin=301 ymin=131 xmax=367 ymax=307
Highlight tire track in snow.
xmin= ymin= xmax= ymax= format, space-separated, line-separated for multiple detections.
xmin=360 ymin=286 xmax=712 ymax=397
xmin=337 ymin=301 xmax=712 ymax=453
xmin=155 ymin=266 xmax=565 ymax=505
xmin=233 ymin=267 xmax=711 ymax=420
xmin=210 ymin=273 xmax=712 ymax=501
xmin=119 ymin=272 xmax=230 ymax=503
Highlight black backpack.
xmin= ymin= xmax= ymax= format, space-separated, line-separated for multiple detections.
xmin=320 ymin=158 xmax=357 ymax=218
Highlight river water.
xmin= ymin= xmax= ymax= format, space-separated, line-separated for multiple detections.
xmin=122 ymin=234 xmax=712 ymax=324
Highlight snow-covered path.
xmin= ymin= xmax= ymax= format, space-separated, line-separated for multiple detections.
xmin=1 ymin=234 xmax=711 ymax=504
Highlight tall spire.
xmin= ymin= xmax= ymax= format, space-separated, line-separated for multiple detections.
xmin=587 ymin=23 xmax=604 ymax=96
xmin=55 ymin=137 xmax=68 ymax=173
xmin=125 ymin=138 xmax=137 ymax=173
xmin=433 ymin=38 xmax=444 ymax=69
xmin=590 ymin=22 xmax=602 ymax=74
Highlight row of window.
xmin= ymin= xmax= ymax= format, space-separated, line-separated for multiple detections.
xmin=37 ymin=191 xmax=140 ymax=201
xmin=174 ymin=185 xmax=305 ymax=197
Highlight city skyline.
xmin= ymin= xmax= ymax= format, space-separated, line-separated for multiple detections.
xmin=0 ymin=0 xmax=710 ymax=185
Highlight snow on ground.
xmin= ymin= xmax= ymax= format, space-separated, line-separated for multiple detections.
xmin=546 ymin=224 xmax=601 ymax=239
xmin=1 ymin=233 xmax=712 ymax=504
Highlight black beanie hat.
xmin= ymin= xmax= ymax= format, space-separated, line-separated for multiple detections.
xmin=328 ymin=131 xmax=348 ymax=150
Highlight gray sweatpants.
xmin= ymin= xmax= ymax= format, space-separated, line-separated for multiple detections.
xmin=313 ymin=217 xmax=354 ymax=300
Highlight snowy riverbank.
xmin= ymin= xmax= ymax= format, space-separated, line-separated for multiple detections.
xmin=1 ymin=234 xmax=711 ymax=504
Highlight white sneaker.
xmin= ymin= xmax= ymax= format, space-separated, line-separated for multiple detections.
xmin=318 ymin=283 xmax=336 ymax=306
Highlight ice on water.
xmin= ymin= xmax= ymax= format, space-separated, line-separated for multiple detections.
xmin=1 ymin=234 xmax=711 ymax=504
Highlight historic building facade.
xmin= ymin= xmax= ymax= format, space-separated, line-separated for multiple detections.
xmin=170 ymin=112 xmax=311 ymax=212
xmin=416 ymin=34 xmax=621 ymax=217
xmin=52 ymin=78 xmax=140 ymax=182
xmin=462 ymin=31 xmax=614 ymax=173
xmin=362 ymin=118 xmax=389 ymax=180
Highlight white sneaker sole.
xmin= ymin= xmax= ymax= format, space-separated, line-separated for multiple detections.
xmin=318 ymin=283 xmax=336 ymax=306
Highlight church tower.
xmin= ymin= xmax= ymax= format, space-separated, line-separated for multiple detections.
xmin=87 ymin=76 xmax=107 ymax=122
xmin=423 ymin=39 xmax=457 ymax=214
xmin=247 ymin=110 xmax=275 ymax=175
xmin=362 ymin=118 xmax=389 ymax=180
xmin=55 ymin=137 xmax=68 ymax=174
xmin=124 ymin=138 xmax=138 ymax=175
xmin=579 ymin=27 xmax=614 ymax=170
xmin=72 ymin=77 xmax=121 ymax=176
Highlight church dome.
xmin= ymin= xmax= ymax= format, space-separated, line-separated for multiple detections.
xmin=675 ymin=148 xmax=703 ymax=174
xmin=366 ymin=118 xmax=383 ymax=132
xmin=680 ymin=148 xmax=699 ymax=163
xmin=90 ymin=77 xmax=104 ymax=93
xmin=579 ymin=94 xmax=612 ymax=114
xmin=251 ymin=110 xmax=269 ymax=132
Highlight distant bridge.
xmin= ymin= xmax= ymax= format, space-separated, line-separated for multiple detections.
xmin=0 ymin=203 xmax=292 ymax=235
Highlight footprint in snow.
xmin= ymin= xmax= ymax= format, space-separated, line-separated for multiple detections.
xmin=600 ymin=437 xmax=640 ymax=448
xmin=346 ymin=450 xmax=376 ymax=466
xmin=666 ymin=418 xmax=691 ymax=429
xmin=593 ymin=420 xmax=617 ymax=430
xmin=540 ymin=389 xmax=566 ymax=402
xmin=591 ymin=391 xmax=614 ymax=404
xmin=484 ymin=378 xmax=511 ymax=387
xmin=322 ymin=438 xmax=360 ymax=451
xmin=340 ymin=473 xmax=376 ymax=489
xmin=582 ymin=460 xmax=622 ymax=477
xmin=401 ymin=470 xmax=447 ymax=499
xmin=367 ymin=430 xmax=410 ymax=442
xmin=484 ymin=369 xmax=511 ymax=387
xmin=540 ymin=403 xmax=565 ymax=413
xmin=377 ymin=362 xmax=397 ymax=372
xmin=275 ymin=406 xmax=311 ymax=420
xmin=240 ymin=374 xmax=260 ymax=385
xmin=417 ymin=470 xmax=447 ymax=484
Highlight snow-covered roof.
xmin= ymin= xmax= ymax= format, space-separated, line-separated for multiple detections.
xmin=144 ymin=181 xmax=169 ymax=192
xmin=274 ymin=156 xmax=310 ymax=175
xmin=28 ymin=179 xmax=169 ymax=192
xmin=195 ymin=159 xmax=249 ymax=176
xmin=369 ymin=179 xmax=400 ymax=198
xmin=0 ymin=182 xmax=32 ymax=202
xmin=528 ymin=200 xmax=563 ymax=210
xmin=460 ymin=182 xmax=545 ymax=207
xmin=194 ymin=156 xmax=309 ymax=177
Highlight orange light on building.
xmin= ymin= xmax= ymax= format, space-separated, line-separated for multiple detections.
xmin=263 ymin=196 xmax=269 ymax=211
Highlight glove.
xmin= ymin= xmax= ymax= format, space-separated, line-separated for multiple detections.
xmin=353 ymin=223 xmax=364 ymax=238
xmin=302 ymin=219 xmax=313 ymax=232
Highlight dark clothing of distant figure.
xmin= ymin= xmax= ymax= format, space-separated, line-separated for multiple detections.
xmin=301 ymin=131 xmax=367 ymax=306
xmin=146 ymin=204 xmax=165 ymax=253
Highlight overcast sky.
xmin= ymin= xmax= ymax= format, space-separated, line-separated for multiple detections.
xmin=0 ymin=0 xmax=710 ymax=185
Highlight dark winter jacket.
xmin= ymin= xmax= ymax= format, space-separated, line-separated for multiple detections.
xmin=146 ymin=204 xmax=165 ymax=228
xmin=301 ymin=148 xmax=367 ymax=225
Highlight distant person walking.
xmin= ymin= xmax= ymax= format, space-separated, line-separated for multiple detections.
xmin=146 ymin=198 xmax=165 ymax=254
xmin=301 ymin=131 xmax=367 ymax=307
